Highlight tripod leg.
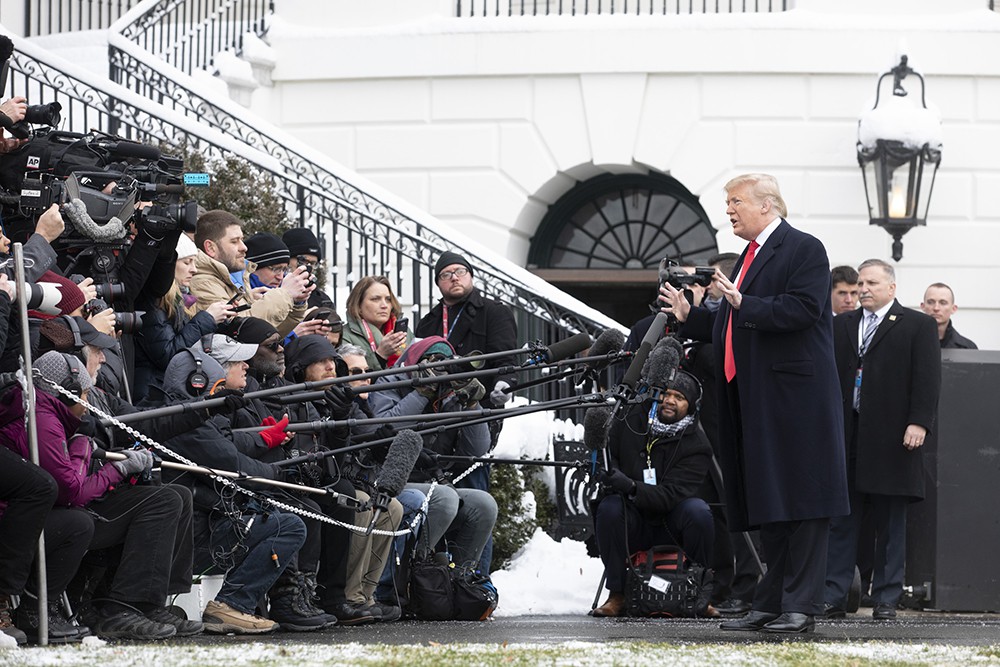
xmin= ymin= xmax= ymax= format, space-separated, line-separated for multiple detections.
xmin=707 ymin=450 xmax=766 ymax=578
xmin=591 ymin=569 xmax=607 ymax=610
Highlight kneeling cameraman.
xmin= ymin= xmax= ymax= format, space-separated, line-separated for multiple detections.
xmin=591 ymin=370 xmax=714 ymax=618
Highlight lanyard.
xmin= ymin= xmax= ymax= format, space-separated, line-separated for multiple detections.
xmin=361 ymin=320 xmax=379 ymax=354
xmin=441 ymin=303 xmax=466 ymax=340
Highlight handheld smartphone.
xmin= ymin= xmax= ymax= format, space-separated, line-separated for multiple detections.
xmin=231 ymin=304 xmax=251 ymax=313
xmin=393 ymin=318 xmax=409 ymax=334
xmin=226 ymin=293 xmax=243 ymax=306
xmin=308 ymin=307 xmax=333 ymax=323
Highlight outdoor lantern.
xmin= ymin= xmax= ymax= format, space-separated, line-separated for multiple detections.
xmin=857 ymin=55 xmax=942 ymax=262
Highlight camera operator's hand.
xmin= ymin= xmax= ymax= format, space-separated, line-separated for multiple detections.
xmin=596 ymin=469 xmax=637 ymax=496
xmin=0 ymin=275 xmax=13 ymax=300
xmin=0 ymin=97 xmax=28 ymax=124
xmin=112 ymin=448 xmax=153 ymax=478
xmin=490 ymin=380 xmax=513 ymax=406
xmin=205 ymin=300 xmax=236 ymax=324
xmin=207 ymin=388 xmax=247 ymax=415
xmin=415 ymin=366 xmax=443 ymax=400
xmin=36 ymin=204 xmax=65 ymax=243
xmin=259 ymin=415 xmax=291 ymax=449
xmin=88 ymin=308 xmax=116 ymax=336
xmin=323 ymin=385 xmax=352 ymax=420
xmin=279 ymin=266 xmax=315 ymax=303
xmin=658 ymin=282 xmax=691 ymax=322
xmin=75 ymin=276 xmax=98 ymax=304
xmin=450 ymin=377 xmax=485 ymax=407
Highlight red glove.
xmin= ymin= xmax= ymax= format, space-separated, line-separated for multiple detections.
xmin=260 ymin=415 xmax=289 ymax=449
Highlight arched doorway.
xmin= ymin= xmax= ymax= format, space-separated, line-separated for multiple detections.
xmin=528 ymin=172 xmax=718 ymax=326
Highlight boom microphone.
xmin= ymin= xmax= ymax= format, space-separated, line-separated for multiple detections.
xmin=583 ymin=406 xmax=612 ymax=452
xmin=582 ymin=328 xmax=625 ymax=380
xmin=366 ymin=429 xmax=423 ymax=535
xmin=522 ymin=332 xmax=592 ymax=367
xmin=641 ymin=336 xmax=683 ymax=394
xmin=620 ymin=311 xmax=668 ymax=392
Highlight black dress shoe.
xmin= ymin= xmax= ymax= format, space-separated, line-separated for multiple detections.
xmin=715 ymin=598 xmax=753 ymax=616
xmin=872 ymin=603 xmax=897 ymax=620
xmin=823 ymin=602 xmax=846 ymax=619
xmin=719 ymin=610 xmax=780 ymax=631
xmin=760 ymin=612 xmax=815 ymax=634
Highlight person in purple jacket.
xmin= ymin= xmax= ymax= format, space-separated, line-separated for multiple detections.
xmin=0 ymin=351 xmax=198 ymax=640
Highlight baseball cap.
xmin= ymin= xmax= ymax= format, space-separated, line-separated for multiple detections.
xmin=202 ymin=334 xmax=258 ymax=365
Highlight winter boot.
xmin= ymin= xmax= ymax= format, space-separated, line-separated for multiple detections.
xmin=300 ymin=572 xmax=337 ymax=628
xmin=267 ymin=577 xmax=329 ymax=632
xmin=0 ymin=594 xmax=27 ymax=645
xmin=15 ymin=595 xmax=87 ymax=644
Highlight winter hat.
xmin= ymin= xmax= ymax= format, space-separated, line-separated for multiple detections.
xmin=25 ymin=272 xmax=85 ymax=318
xmin=434 ymin=251 xmax=473 ymax=281
xmin=283 ymin=334 xmax=345 ymax=382
xmin=35 ymin=350 xmax=94 ymax=399
xmin=282 ymin=227 xmax=322 ymax=260
xmin=219 ymin=316 xmax=279 ymax=345
xmin=244 ymin=232 xmax=290 ymax=269
xmin=667 ymin=370 xmax=701 ymax=409
xmin=175 ymin=233 xmax=198 ymax=260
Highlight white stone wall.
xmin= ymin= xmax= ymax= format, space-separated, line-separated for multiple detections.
xmin=259 ymin=2 xmax=1000 ymax=348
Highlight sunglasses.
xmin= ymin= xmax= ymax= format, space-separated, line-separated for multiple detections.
xmin=262 ymin=340 xmax=283 ymax=352
xmin=349 ymin=366 xmax=370 ymax=376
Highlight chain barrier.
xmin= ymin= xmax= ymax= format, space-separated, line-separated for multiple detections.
xmin=29 ymin=369 xmax=440 ymax=538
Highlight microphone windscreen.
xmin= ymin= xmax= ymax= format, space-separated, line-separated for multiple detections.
xmin=642 ymin=336 xmax=683 ymax=390
xmin=375 ymin=429 xmax=423 ymax=496
xmin=544 ymin=332 xmax=592 ymax=363
xmin=110 ymin=141 xmax=162 ymax=161
xmin=589 ymin=328 xmax=625 ymax=360
xmin=621 ymin=311 xmax=668 ymax=390
xmin=583 ymin=406 xmax=612 ymax=451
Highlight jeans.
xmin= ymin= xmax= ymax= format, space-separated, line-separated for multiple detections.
xmin=211 ymin=507 xmax=306 ymax=616
xmin=595 ymin=494 xmax=714 ymax=593
xmin=0 ymin=448 xmax=57 ymax=595
xmin=406 ymin=483 xmax=497 ymax=567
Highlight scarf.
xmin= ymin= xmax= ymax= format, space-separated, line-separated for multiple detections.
xmin=648 ymin=412 xmax=694 ymax=439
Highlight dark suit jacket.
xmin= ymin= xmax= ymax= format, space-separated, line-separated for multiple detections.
xmin=833 ymin=300 xmax=940 ymax=499
xmin=681 ymin=220 xmax=849 ymax=531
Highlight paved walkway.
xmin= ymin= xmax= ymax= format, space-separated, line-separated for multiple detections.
xmin=175 ymin=610 xmax=1000 ymax=648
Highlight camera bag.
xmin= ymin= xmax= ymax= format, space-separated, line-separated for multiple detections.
xmin=624 ymin=545 xmax=713 ymax=618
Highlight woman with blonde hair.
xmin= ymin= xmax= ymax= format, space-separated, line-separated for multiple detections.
xmin=340 ymin=276 xmax=412 ymax=371
xmin=133 ymin=234 xmax=234 ymax=399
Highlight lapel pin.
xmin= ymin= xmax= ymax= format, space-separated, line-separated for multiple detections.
xmin=889 ymin=315 xmax=897 ymax=321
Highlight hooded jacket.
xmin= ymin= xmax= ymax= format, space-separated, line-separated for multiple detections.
xmin=0 ymin=386 xmax=123 ymax=508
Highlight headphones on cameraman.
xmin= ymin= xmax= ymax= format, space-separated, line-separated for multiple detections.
xmin=57 ymin=353 xmax=84 ymax=406
xmin=59 ymin=315 xmax=84 ymax=350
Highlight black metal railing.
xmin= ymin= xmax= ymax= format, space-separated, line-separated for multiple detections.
xmin=22 ymin=0 xmax=141 ymax=36
xmin=116 ymin=0 xmax=274 ymax=75
xmin=456 ymin=0 xmax=787 ymax=16
xmin=6 ymin=44 xmax=615 ymax=411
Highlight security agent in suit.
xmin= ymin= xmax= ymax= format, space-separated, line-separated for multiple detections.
xmin=659 ymin=173 xmax=849 ymax=634
xmin=590 ymin=370 xmax=714 ymax=618
xmin=824 ymin=259 xmax=940 ymax=620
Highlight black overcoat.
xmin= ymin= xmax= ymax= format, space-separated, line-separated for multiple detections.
xmin=833 ymin=300 xmax=940 ymax=500
xmin=681 ymin=220 xmax=849 ymax=531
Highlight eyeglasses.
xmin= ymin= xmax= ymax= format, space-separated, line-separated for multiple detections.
xmin=261 ymin=264 xmax=290 ymax=274
xmin=438 ymin=267 xmax=469 ymax=281
xmin=349 ymin=367 xmax=370 ymax=376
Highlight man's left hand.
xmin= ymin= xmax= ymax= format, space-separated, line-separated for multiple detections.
xmin=597 ymin=469 xmax=636 ymax=496
xmin=712 ymin=268 xmax=743 ymax=310
xmin=903 ymin=424 xmax=926 ymax=450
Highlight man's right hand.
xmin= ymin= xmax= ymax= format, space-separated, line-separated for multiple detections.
xmin=279 ymin=266 xmax=316 ymax=302
xmin=88 ymin=308 xmax=116 ymax=335
xmin=659 ymin=283 xmax=691 ymax=322
xmin=36 ymin=204 xmax=65 ymax=243
xmin=0 ymin=274 xmax=14 ymax=300
xmin=0 ymin=97 xmax=27 ymax=124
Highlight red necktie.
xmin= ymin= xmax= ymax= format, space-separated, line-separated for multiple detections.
xmin=724 ymin=240 xmax=759 ymax=383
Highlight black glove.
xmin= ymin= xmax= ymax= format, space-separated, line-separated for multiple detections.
xmin=208 ymin=388 xmax=247 ymax=415
xmin=416 ymin=448 xmax=439 ymax=471
xmin=323 ymin=385 xmax=352 ymax=420
xmin=450 ymin=377 xmax=485 ymax=405
xmin=597 ymin=469 xmax=636 ymax=496
xmin=373 ymin=424 xmax=396 ymax=441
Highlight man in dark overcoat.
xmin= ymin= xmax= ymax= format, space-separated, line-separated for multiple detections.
xmin=660 ymin=173 xmax=849 ymax=634
xmin=824 ymin=259 xmax=940 ymax=620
